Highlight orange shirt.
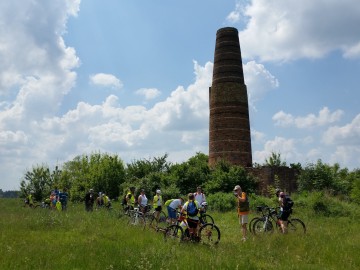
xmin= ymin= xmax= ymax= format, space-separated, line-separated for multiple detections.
xmin=237 ymin=192 xmax=249 ymax=215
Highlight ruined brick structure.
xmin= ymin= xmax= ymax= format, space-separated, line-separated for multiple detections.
xmin=209 ymin=27 xmax=252 ymax=167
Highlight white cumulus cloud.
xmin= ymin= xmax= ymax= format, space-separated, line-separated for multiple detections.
xmin=273 ymin=107 xmax=344 ymax=128
xmin=234 ymin=0 xmax=360 ymax=61
xmin=89 ymin=73 xmax=123 ymax=89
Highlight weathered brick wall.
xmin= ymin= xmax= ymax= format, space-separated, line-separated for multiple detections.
xmin=247 ymin=166 xmax=298 ymax=195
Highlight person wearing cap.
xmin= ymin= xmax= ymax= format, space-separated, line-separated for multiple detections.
xmin=85 ymin=189 xmax=95 ymax=212
xmin=152 ymin=189 xmax=163 ymax=222
xmin=138 ymin=189 xmax=148 ymax=213
xmin=193 ymin=186 xmax=206 ymax=205
xmin=234 ymin=185 xmax=250 ymax=241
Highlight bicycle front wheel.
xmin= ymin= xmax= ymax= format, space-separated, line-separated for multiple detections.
xmin=199 ymin=223 xmax=220 ymax=245
xmin=249 ymin=217 xmax=261 ymax=233
xmin=253 ymin=219 xmax=274 ymax=235
xmin=201 ymin=214 xmax=214 ymax=224
xmin=164 ymin=225 xmax=184 ymax=242
xmin=287 ymin=218 xmax=306 ymax=234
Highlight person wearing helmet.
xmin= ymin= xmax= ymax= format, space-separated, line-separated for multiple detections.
xmin=277 ymin=190 xmax=294 ymax=233
xmin=194 ymin=186 xmax=206 ymax=206
xmin=152 ymin=189 xmax=163 ymax=223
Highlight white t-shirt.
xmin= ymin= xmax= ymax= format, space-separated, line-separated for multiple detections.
xmin=194 ymin=192 xmax=206 ymax=205
xmin=138 ymin=194 xmax=148 ymax=207
xmin=169 ymin=199 xmax=182 ymax=210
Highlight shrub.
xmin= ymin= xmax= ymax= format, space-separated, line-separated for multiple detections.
xmin=207 ymin=192 xmax=237 ymax=211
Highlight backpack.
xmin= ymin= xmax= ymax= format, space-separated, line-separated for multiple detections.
xmin=164 ymin=199 xmax=174 ymax=207
xmin=284 ymin=195 xmax=294 ymax=210
xmin=187 ymin=201 xmax=199 ymax=217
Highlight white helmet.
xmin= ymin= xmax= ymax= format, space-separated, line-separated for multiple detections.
xmin=156 ymin=189 xmax=161 ymax=194
xmin=201 ymin=202 xmax=208 ymax=207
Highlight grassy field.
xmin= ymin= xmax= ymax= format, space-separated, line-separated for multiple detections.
xmin=1 ymin=198 xmax=359 ymax=270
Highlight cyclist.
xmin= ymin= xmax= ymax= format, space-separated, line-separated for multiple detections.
xmin=85 ymin=189 xmax=95 ymax=212
xmin=125 ymin=187 xmax=136 ymax=211
xmin=167 ymin=197 xmax=184 ymax=224
xmin=96 ymin=192 xmax=104 ymax=209
xmin=103 ymin=193 xmax=111 ymax=209
xmin=234 ymin=185 xmax=250 ymax=241
xmin=26 ymin=192 xmax=34 ymax=207
xmin=193 ymin=186 xmax=206 ymax=205
xmin=277 ymin=191 xmax=293 ymax=233
xmin=59 ymin=188 xmax=68 ymax=211
xmin=181 ymin=193 xmax=202 ymax=239
xmin=152 ymin=189 xmax=163 ymax=222
xmin=138 ymin=189 xmax=148 ymax=213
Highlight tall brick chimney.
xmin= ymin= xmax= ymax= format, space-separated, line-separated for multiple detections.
xmin=209 ymin=27 xmax=252 ymax=167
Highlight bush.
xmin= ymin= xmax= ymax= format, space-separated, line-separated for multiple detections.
xmin=207 ymin=192 xmax=237 ymax=212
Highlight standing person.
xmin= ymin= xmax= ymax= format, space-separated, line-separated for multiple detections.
xmin=138 ymin=189 xmax=148 ymax=213
xmin=167 ymin=197 xmax=184 ymax=224
xmin=234 ymin=185 xmax=250 ymax=241
xmin=59 ymin=188 xmax=69 ymax=211
xmin=103 ymin=193 xmax=111 ymax=209
xmin=194 ymin=186 xmax=206 ymax=205
xmin=181 ymin=193 xmax=202 ymax=238
xmin=277 ymin=190 xmax=294 ymax=234
xmin=125 ymin=187 xmax=136 ymax=211
xmin=85 ymin=189 xmax=95 ymax=212
xmin=152 ymin=189 xmax=163 ymax=221
xmin=96 ymin=192 xmax=104 ymax=209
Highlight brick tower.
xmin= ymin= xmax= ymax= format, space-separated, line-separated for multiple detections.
xmin=209 ymin=27 xmax=252 ymax=167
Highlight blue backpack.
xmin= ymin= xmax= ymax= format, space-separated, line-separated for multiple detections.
xmin=187 ymin=201 xmax=198 ymax=217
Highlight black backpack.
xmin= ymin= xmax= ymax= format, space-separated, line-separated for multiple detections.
xmin=284 ymin=195 xmax=294 ymax=210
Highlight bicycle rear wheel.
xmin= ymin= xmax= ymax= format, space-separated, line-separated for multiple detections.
xmin=199 ymin=223 xmax=220 ymax=245
xmin=287 ymin=218 xmax=306 ymax=234
xmin=252 ymin=219 xmax=274 ymax=235
xmin=164 ymin=225 xmax=184 ymax=242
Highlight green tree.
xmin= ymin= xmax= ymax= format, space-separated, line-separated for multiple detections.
xmin=265 ymin=152 xmax=287 ymax=167
xmin=205 ymin=160 xmax=257 ymax=194
xmin=169 ymin=152 xmax=210 ymax=195
xmin=20 ymin=164 xmax=53 ymax=201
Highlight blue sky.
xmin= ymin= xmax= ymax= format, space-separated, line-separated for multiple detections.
xmin=1 ymin=0 xmax=360 ymax=191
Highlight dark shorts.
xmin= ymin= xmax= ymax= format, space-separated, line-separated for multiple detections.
xmin=279 ymin=210 xmax=290 ymax=221
xmin=187 ymin=218 xmax=199 ymax=228
xmin=154 ymin=206 xmax=162 ymax=212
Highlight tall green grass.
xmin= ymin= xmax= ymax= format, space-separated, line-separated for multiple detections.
xmin=1 ymin=198 xmax=359 ymax=270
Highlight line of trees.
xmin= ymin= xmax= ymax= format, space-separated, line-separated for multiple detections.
xmin=19 ymin=151 xmax=360 ymax=210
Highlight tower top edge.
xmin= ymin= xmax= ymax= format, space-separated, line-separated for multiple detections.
xmin=216 ymin=27 xmax=238 ymax=35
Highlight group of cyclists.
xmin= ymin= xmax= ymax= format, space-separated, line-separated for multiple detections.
xmin=122 ymin=186 xmax=208 ymax=238
xmin=24 ymin=187 xmax=69 ymax=210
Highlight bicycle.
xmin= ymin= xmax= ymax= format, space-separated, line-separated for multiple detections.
xmin=127 ymin=207 xmax=146 ymax=229
xmin=248 ymin=205 xmax=270 ymax=233
xmin=164 ymin=214 xmax=221 ymax=245
xmin=252 ymin=207 xmax=306 ymax=235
